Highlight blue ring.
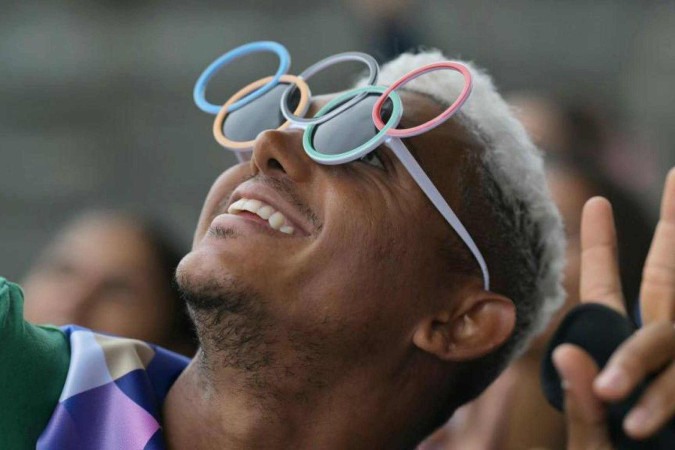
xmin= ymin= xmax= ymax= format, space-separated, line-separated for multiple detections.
xmin=193 ymin=41 xmax=290 ymax=114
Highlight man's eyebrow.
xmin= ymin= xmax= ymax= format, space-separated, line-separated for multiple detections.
xmin=395 ymin=88 xmax=445 ymax=161
xmin=397 ymin=87 xmax=448 ymax=133
xmin=395 ymin=87 xmax=478 ymax=156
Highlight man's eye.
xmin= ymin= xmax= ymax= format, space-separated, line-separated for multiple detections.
xmin=359 ymin=150 xmax=385 ymax=169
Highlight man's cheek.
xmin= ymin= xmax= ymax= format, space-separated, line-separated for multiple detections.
xmin=194 ymin=173 xmax=243 ymax=244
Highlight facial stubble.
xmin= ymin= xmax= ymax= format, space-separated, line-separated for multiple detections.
xmin=176 ymin=256 xmax=275 ymax=378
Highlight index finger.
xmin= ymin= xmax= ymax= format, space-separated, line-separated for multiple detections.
xmin=579 ymin=196 xmax=627 ymax=315
xmin=640 ymin=167 xmax=675 ymax=324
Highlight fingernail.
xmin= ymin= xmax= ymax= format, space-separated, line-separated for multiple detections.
xmin=552 ymin=348 xmax=573 ymax=390
xmin=625 ymin=407 xmax=650 ymax=434
xmin=561 ymin=378 xmax=570 ymax=391
xmin=596 ymin=366 xmax=627 ymax=392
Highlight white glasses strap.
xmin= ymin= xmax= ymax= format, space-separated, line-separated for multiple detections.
xmin=386 ymin=137 xmax=490 ymax=290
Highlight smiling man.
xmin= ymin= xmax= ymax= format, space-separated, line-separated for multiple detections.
xmin=2 ymin=49 xmax=674 ymax=450
xmin=162 ymin=51 xmax=567 ymax=449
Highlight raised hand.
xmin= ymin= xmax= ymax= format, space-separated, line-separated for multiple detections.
xmin=554 ymin=168 xmax=675 ymax=449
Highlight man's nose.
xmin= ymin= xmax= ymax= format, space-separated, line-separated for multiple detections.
xmin=249 ymin=128 xmax=314 ymax=182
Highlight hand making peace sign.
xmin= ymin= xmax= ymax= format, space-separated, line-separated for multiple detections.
xmin=554 ymin=168 xmax=675 ymax=448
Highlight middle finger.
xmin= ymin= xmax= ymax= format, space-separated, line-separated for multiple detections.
xmin=594 ymin=321 xmax=675 ymax=401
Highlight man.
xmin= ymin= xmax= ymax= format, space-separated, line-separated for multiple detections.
xmin=167 ymin=50 xmax=568 ymax=449
xmin=170 ymin=50 xmax=675 ymax=449
xmin=1 ymin=49 xmax=673 ymax=449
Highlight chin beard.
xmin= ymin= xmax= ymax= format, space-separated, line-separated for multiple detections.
xmin=175 ymin=268 xmax=273 ymax=375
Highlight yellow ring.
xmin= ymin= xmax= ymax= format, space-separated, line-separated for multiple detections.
xmin=213 ymin=74 xmax=311 ymax=150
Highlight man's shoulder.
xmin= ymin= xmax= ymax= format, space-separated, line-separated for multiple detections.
xmin=39 ymin=328 xmax=189 ymax=448
xmin=61 ymin=325 xmax=190 ymax=391
xmin=0 ymin=277 xmax=190 ymax=448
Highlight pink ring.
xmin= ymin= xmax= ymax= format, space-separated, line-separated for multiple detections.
xmin=372 ymin=62 xmax=473 ymax=138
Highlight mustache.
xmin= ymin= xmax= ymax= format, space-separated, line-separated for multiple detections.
xmin=216 ymin=172 xmax=323 ymax=234
xmin=257 ymin=175 xmax=323 ymax=232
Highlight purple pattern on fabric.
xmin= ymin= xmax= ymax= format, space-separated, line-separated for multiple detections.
xmin=57 ymin=326 xmax=113 ymax=400
xmin=51 ymin=378 xmax=159 ymax=449
xmin=37 ymin=404 xmax=79 ymax=449
xmin=114 ymin=369 xmax=161 ymax=420
xmin=144 ymin=429 xmax=167 ymax=450
xmin=145 ymin=346 xmax=190 ymax=400
xmin=37 ymin=326 xmax=189 ymax=449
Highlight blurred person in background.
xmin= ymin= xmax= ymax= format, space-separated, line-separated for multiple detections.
xmin=420 ymin=94 xmax=654 ymax=450
xmin=509 ymin=92 xmax=654 ymax=315
xmin=547 ymin=155 xmax=653 ymax=318
xmin=509 ymin=91 xmax=663 ymax=204
xmin=507 ymin=93 xmax=580 ymax=158
xmin=21 ymin=209 xmax=196 ymax=356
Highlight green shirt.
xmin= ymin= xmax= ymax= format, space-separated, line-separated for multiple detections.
xmin=0 ymin=277 xmax=70 ymax=449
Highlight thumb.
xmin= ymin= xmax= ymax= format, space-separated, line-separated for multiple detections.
xmin=553 ymin=344 xmax=612 ymax=450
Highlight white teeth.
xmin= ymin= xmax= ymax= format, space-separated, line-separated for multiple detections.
xmin=257 ymin=205 xmax=275 ymax=220
xmin=227 ymin=197 xmax=296 ymax=234
xmin=243 ymin=199 xmax=262 ymax=212
xmin=280 ymin=225 xmax=295 ymax=235
xmin=227 ymin=199 xmax=246 ymax=213
xmin=268 ymin=211 xmax=285 ymax=230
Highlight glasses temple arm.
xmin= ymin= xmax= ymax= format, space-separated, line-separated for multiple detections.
xmin=386 ymin=138 xmax=490 ymax=291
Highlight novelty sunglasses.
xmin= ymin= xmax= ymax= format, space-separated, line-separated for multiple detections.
xmin=193 ymin=41 xmax=490 ymax=290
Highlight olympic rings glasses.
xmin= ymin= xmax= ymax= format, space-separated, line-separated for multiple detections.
xmin=193 ymin=41 xmax=490 ymax=290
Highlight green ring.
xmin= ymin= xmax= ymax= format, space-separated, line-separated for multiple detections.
xmin=303 ymin=85 xmax=403 ymax=164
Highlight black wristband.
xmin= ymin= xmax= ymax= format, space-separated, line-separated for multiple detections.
xmin=541 ymin=303 xmax=675 ymax=449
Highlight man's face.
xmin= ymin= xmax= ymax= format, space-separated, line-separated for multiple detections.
xmin=177 ymin=91 xmax=477 ymax=364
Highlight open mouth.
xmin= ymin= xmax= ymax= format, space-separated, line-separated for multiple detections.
xmin=227 ymin=198 xmax=296 ymax=235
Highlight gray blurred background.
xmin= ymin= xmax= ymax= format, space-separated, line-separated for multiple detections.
xmin=1 ymin=0 xmax=674 ymax=280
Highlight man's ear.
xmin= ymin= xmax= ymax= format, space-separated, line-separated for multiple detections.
xmin=412 ymin=290 xmax=516 ymax=361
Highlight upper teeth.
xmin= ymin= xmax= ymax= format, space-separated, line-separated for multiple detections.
xmin=227 ymin=198 xmax=296 ymax=235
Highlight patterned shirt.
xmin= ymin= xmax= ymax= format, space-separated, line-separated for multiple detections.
xmin=0 ymin=278 xmax=189 ymax=449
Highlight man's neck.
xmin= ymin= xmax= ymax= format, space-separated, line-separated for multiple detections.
xmin=162 ymin=349 xmax=429 ymax=450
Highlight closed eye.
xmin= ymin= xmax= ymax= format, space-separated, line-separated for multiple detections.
xmin=358 ymin=149 xmax=386 ymax=170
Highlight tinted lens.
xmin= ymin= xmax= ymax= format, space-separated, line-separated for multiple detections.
xmin=311 ymin=94 xmax=393 ymax=155
xmin=222 ymin=83 xmax=300 ymax=141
